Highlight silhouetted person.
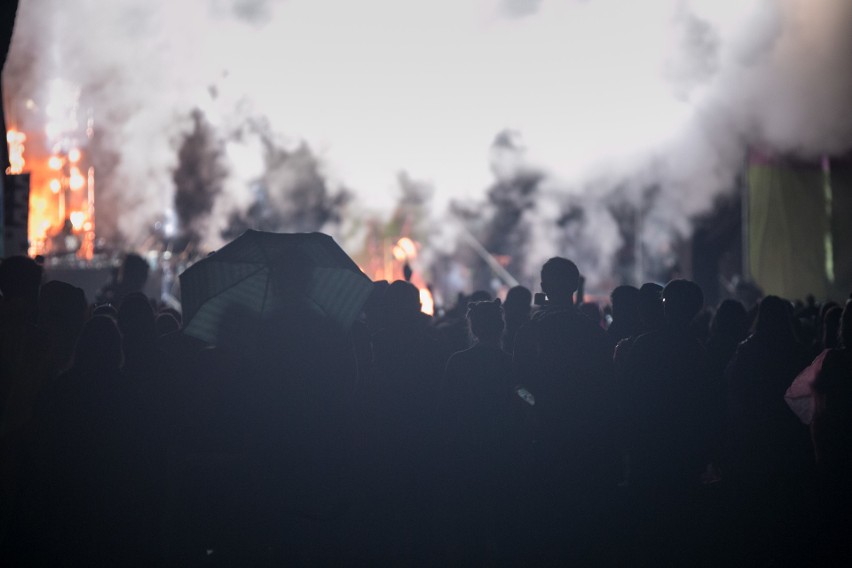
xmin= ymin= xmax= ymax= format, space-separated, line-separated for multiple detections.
xmin=513 ymin=257 xmax=615 ymax=563
xmin=627 ymin=280 xmax=709 ymax=487
xmin=704 ymin=299 xmax=749 ymax=469
xmin=707 ymin=299 xmax=749 ymax=377
xmin=25 ymin=316 xmax=157 ymax=565
xmin=117 ymin=293 xmax=159 ymax=380
xmin=359 ymin=281 xmax=441 ymax=560
xmin=502 ymin=285 xmax=531 ymax=354
xmin=441 ymin=299 xmax=515 ymax=561
xmin=726 ymin=295 xmax=813 ymax=565
xmin=0 ymin=282 xmax=86 ymax=563
xmin=0 ymin=256 xmax=43 ymax=419
xmin=624 ymin=279 xmax=710 ymax=563
xmin=612 ymin=283 xmax=664 ymax=486
xmin=97 ymin=253 xmax=150 ymax=307
xmin=810 ymin=301 xmax=852 ymax=562
xmin=606 ymin=285 xmax=641 ymax=353
xmin=727 ymin=296 xmax=811 ymax=481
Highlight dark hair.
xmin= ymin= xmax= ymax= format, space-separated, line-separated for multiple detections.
xmin=662 ymin=279 xmax=704 ymax=327
xmin=467 ymin=299 xmax=504 ymax=343
xmin=710 ymin=299 xmax=749 ymax=340
xmin=120 ymin=253 xmax=150 ymax=290
xmin=383 ymin=280 xmax=421 ymax=321
xmin=504 ymin=286 xmax=532 ymax=319
xmin=541 ymin=257 xmax=580 ymax=295
xmin=611 ymin=285 xmax=640 ymax=320
xmin=754 ymin=295 xmax=796 ymax=342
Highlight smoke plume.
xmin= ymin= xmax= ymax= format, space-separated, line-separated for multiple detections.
xmin=4 ymin=0 xmax=852 ymax=288
xmin=173 ymin=109 xmax=228 ymax=248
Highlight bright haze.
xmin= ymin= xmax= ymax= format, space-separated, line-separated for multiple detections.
xmin=5 ymin=0 xmax=852 ymax=283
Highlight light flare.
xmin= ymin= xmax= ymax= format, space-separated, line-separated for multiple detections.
xmin=6 ymin=129 xmax=26 ymax=174
xmin=397 ymin=237 xmax=417 ymax=260
xmin=392 ymin=245 xmax=407 ymax=262
xmin=69 ymin=167 xmax=85 ymax=190
xmin=69 ymin=211 xmax=85 ymax=230
xmin=419 ymin=287 xmax=435 ymax=316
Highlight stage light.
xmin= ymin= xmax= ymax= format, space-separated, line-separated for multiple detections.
xmin=69 ymin=167 xmax=85 ymax=190
xmin=70 ymin=211 xmax=85 ymax=230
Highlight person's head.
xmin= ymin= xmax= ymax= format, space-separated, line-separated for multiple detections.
xmin=503 ymin=286 xmax=532 ymax=321
xmin=118 ymin=253 xmax=149 ymax=292
xmin=710 ymin=299 xmax=749 ymax=342
xmin=540 ymin=257 xmax=580 ymax=305
xmin=610 ymin=285 xmax=640 ymax=322
xmin=0 ymin=255 xmax=43 ymax=307
xmin=662 ymin=279 xmax=704 ymax=328
xmin=467 ymin=299 xmax=504 ymax=345
xmin=117 ymin=292 xmax=156 ymax=344
xmin=74 ymin=316 xmax=123 ymax=373
xmin=383 ymin=280 xmax=421 ymax=323
xmin=38 ymin=280 xmax=87 ymax=337
xmin=754 ymin=295 xmax=795 ymax=340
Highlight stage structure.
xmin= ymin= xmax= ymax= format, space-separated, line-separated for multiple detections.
xmin=4 ymin=79 xmax=96 ymax=259
xmin=747 ymin=151 xmax=852 ymax=301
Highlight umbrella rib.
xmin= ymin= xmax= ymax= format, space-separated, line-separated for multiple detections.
xmin=187 ymin=265 xmax=268 ymax=324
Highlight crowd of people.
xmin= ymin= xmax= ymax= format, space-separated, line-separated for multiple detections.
xmin=0 ymin=250 xmax=850 ymax=566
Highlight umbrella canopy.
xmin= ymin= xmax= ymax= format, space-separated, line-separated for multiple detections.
xmin=179 ymin=230 xmax=372 ymax=348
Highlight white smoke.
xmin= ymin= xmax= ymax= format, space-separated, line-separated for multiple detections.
xmin=5 ymin=0 xmax=852 ymax=281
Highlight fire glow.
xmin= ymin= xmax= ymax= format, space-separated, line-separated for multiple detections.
xmin=6 ymin=129 xmax=25 ymax=175
xmin=6 ymin=128 xmax=96 ymax=259
xmin=363 ymin=236 xmax=434 ymax=316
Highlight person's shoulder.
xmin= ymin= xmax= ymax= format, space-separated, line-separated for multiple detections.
xmin=631 ymin=329 xmax=664 ymax=349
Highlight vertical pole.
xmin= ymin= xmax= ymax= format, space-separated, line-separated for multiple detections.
xmin=741 ymin=151 xmax=750 ymax=282
xmin=822 ymin=156 xmax=835 ymax=287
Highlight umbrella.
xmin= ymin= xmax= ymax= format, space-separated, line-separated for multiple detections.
xmin=179 ymin=230 xmax=372 ymax=349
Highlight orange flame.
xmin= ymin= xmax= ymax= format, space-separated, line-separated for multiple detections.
xmin=6 ymin=129 xmax=26 ymax=174
xmin=7 ymin=128 xmax=95 ymax=258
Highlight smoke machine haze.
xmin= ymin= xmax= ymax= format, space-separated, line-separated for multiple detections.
xmin=5 ymin=0 xmax=852 ymax=290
